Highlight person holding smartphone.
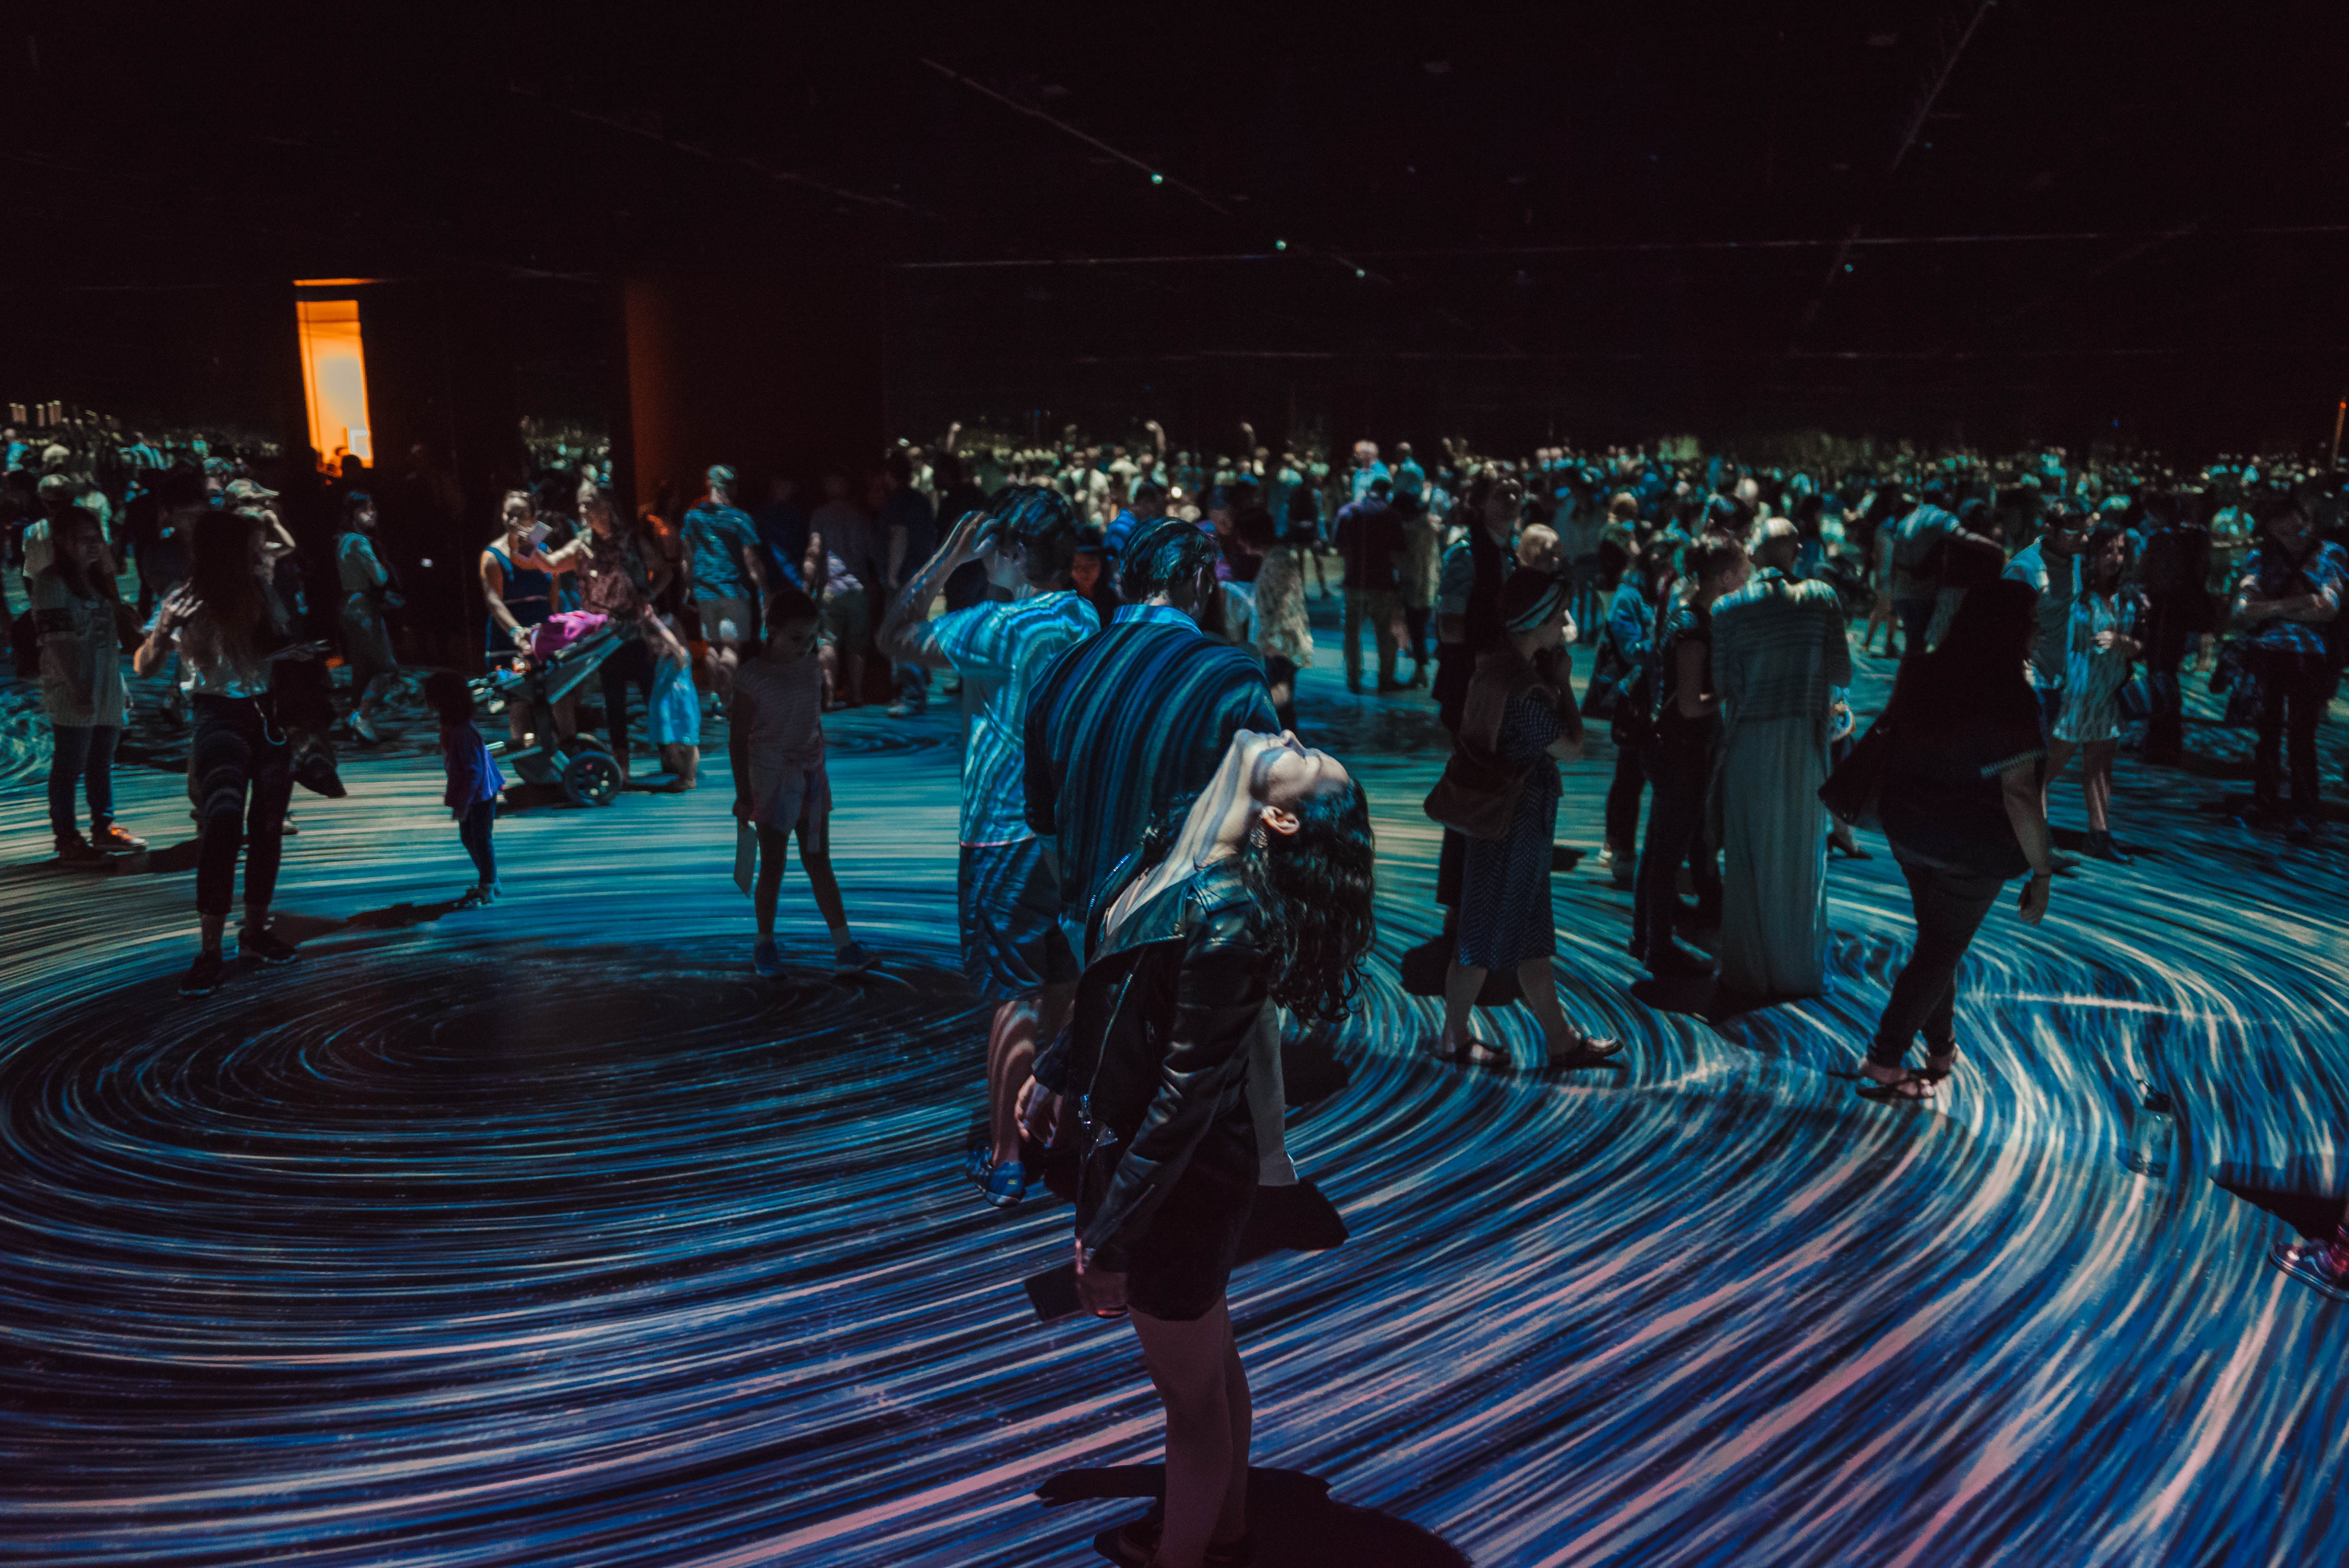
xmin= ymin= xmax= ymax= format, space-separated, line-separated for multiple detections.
xmin=480 ymin=490 xmax=567 ymax=660
xmin=134 ymin=509 xmax=316 ymax=997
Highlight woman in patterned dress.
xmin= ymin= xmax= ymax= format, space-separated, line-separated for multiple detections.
xmin=1432 ymin=569 xmax=1622 ymax=1070
xmin=1252 ymin=522 xmax=1314 ymax=731
xmin=2048 ymin=522 xmax=2143 ymax=863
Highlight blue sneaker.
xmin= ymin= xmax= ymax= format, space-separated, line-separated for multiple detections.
xmin=753 ymin=938 xmax=784 ymax=977
xmin=984 ymin=1160 xmax=1028 ymax=1209
xmin=963 ymin=1146 xmax=993 ymax=1189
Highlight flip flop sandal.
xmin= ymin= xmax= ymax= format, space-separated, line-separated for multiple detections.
xmin=1546 ymin=1034 xmax=1625 ymax=1069
xmin=1428 ymin=1036 xmax=1512 ymax=1069
xmin=1856 ymin=1068 xmax=1936 ymax=1102
xmin=1921 ymin=1049 xmax=1957 ymax=1085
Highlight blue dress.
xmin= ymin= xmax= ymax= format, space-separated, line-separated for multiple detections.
xmin=1456 ymin=690 xmax=1563 ymax=969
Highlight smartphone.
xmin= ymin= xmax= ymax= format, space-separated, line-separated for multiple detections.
xmin=525 ymin=521 xmax=552 ymax=547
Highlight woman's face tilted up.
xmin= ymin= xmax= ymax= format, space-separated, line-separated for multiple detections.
xmin=1239 ymin=729 xmax=1350 ymax=839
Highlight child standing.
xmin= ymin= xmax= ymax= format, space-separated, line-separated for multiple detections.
xmin=424 ymin=671 xmax=505 ymax=907
xmin=729 ymin=586 xmax=873 ymax=977
xmin=646 ymin=610 xmax=702 ymax=790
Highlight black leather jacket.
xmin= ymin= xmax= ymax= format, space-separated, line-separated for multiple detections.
xmin=1035 ymin=856 xmax=1267 ymax=1272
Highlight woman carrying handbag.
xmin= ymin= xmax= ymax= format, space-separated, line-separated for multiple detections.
xmin=1428 ymin=569 xmax=1621 ymax=1070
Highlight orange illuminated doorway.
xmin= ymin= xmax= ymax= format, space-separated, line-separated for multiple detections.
xmin=293 ymin=291 xmax=374 ymax=470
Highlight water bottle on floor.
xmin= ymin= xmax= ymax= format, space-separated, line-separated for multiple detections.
xmin=2124 ymin=1080 xmax=2175 ymax=1178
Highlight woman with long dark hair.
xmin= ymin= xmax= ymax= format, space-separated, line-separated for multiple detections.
xmin=135 ymin=509 xmax=316 ymax=995
xmin=1865 ymin=578 xmax=2055 ymax=1099
xmin=1058 ymin=730 xmax=1374 ymax=1568
xmin=2045 ymin=522 xmax=2143 ymax=862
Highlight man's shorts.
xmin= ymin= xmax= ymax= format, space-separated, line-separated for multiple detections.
xmin=819 ymin=588 xmax=870 ymax=650
xmin=699 ymin=595 xmax=752 ymax=645
xmin=958 ymin=837 xmax=1079 ymax=1001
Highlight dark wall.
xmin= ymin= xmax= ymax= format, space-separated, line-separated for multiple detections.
xmin=0 ymin=282 xmax=307 ymax=448
xmin=623 ymin=267 xmax=885 ymax=509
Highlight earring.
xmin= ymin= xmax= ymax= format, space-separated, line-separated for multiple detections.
xmin=1249 ymin=821 xmax=1269 ymax=850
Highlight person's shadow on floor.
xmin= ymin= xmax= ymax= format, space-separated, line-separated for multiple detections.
xmin=1037 ymin=1464 xmax=1469 ymax=1566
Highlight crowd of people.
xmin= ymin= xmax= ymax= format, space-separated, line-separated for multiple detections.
xmin=8 ymin=404 xmax=2348 ymax=1565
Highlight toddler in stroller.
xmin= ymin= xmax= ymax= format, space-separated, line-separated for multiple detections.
xmin=473 ymin=611 xmax=626 ymax=807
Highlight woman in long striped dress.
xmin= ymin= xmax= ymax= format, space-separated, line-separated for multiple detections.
xmin=2047 ymin=522 xmax=2142 ymax=863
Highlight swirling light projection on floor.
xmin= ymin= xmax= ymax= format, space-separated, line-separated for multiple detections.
xmin=2 ymin=625 xmax=2347 ymax=1565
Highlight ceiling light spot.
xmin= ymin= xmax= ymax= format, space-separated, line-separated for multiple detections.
xmin=1149 ymin=172 xmax=1164 ymax=184
xmin=1274 ymin=240 xmax=1288 ymax=250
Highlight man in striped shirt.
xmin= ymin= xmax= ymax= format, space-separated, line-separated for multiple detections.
xmin=1023 ymin=521 xmax=1280 ymax=942
xmin=880 ymin=487 xmax=1099 ymax=1209
xmin=1020 ymin=519 xmax=1290 ymax=1176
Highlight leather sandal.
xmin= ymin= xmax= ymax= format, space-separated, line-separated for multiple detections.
xmin=1429 ymin=1035 xmax=1512 ymax=1069
xmin=1857 ymin=1062 xmax=1935 ymax=1101
xmin=1546 ymin=1032 xmax=1625 ymax=1069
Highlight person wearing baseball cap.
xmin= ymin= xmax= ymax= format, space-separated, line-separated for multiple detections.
xmin=23 ymin=473 xmax=105 ymax=580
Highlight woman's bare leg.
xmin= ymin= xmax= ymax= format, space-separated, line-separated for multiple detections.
xmin=1514 ymin=957 xmax=1584 ymax=1053
xmin=2043 ymin=738 xmax=2077 ymax=821
xmin=2084 ymin=738 xmax=2116 ymax=832
xmin=1131 ymin=1299 xmax=1245 ymax=1568
xmin=1439 ymin=960 xmax=1487 ymax=1050
xmin=1217 ymin=1312 xmax=1251 ymax=1543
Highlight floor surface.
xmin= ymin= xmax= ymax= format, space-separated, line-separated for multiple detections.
xmin=3 ymin=603 xmax=2346 ymax=1566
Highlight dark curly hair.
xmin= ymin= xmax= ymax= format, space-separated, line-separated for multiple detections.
xmin=1137 ymin=778 xmax=1378 ymax=1022
xmin=1237 ymin=779 xmax=1377 ymax=1022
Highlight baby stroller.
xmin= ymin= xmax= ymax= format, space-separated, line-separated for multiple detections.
xmin=472 ymin=614 xmax=627 ymax=807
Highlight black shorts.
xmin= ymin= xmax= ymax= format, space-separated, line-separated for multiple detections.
xmin=1124 ymin=1114 xmax=1258 ymax=1322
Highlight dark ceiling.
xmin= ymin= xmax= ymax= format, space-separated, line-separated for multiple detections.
xmin=10 ymin=3 xmax=2349 ymax=449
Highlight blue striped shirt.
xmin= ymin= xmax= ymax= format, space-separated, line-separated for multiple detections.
xmin=1024 ymin=610 xmax=1279 ymax=927
xmin=916 ymin=590 xmax=1100 ymax=846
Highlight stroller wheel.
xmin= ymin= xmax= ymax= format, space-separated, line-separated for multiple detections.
xmin=563 ymin=750 xmax=624 ymax=808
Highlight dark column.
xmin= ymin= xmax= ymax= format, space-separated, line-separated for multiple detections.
xmin=622 ymin=266 xmax=884 ymax=503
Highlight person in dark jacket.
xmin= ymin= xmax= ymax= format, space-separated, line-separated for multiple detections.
xmin=1866 ymin=579 xmax=2056 ymax=1099
xmin=1430 ymin=469 xmax=1521 ymax=924
xmin=1040 ymin=729 xmax=1374 ymax=1568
